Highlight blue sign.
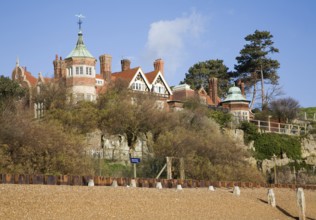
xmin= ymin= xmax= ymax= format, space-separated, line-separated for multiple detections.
xmin=130 ymin=158 xmax=141 ymax=164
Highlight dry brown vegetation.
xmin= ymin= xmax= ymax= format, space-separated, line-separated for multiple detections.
xmin=0 ymin=78 xmax=264 ymax=181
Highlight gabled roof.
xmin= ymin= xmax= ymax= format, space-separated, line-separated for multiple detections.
xmin=111 ymin=67 xmax=140 ymax=83
xmin=146 ymin=70 xmax=173 ymax=95
xmin=145 ymin=70 xmax=159 ymax=84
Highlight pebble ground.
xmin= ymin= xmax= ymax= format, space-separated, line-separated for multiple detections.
xmin=0 ymin=184 xmax=315 ymax=219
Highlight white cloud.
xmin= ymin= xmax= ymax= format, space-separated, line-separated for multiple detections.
xmin=144 ymin=11 xmax=205 ymax=82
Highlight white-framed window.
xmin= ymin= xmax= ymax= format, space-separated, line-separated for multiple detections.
xmin=132 ymin=80 xmax=146 ymax=91
xmin=86 ymin=67 xmax=89 ymax=75
xmin=80 ymin=66 xmax=83 ymax=75
xmin=154 ymin=83 xmax=165 ymax=94
xmin=89 ymin=67 xmax=92 ymax=75
xmin=68 ymin=67 xmax=73 ymax=76
xmin=76 ymin=67 xmax=79 ymax=75
xmin=96 ymin=79 xmax=103 ymax=85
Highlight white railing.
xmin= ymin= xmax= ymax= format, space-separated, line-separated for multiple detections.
xmin=232 ymin=116 xmax=307 ymax=136
xmin=248 ymin=119 xmax=307 ymax=136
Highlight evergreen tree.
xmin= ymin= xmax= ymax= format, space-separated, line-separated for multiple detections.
xmin=235 ymin=30 xmax=280 ymax=109
xmin=181 ymin=59 xmax=230 ymax=98
xmin=0 ymin=75 xmax=25 ymax=114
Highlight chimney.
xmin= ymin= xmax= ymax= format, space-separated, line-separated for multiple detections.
xmin=153 ymin=58 xmax=164 ymax=76
xmin=209 ymin=77 xmax=218 ymax=106
xmin=53 ymin=55 xmax=65 ymax=79
xmin=240 ymin=82 xmax=245 ymax=97
xmin=99 ymin=54 xmax=112 ymax=81
xmin=235 ymin=79 xmax=245 ymax=97
xmin=121 ymin=59 xmax=131 ymax=71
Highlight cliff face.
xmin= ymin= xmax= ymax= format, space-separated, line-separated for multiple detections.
xmin=85 ymin=130 xmax=152 ymax=164
xmin=225 ymin=129 xmax=316 ymax=172
xmin=86 ymin=129 xmax=316 ymax=168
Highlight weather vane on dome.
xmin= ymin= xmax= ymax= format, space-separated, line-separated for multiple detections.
xmin=75 ymin=14 xmax=85 ymax=32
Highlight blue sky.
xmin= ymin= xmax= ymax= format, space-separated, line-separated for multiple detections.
xmin=1 ymin=0 xmax=315 ymax=107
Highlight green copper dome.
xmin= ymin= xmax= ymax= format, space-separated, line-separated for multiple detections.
xmin=222 ymin=86 xmax=250 ymax=103
xmin=66 ymin=31 xmax=94 ymax=59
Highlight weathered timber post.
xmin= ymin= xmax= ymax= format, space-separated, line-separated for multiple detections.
xmin=133 ymin=163 xmax=137 ymax=179
xmin=166 ymin=157 xmax=172 ymax=179
xmin=296 ymin=187 xmax=306 ymax=220
xmin=179 ymin=157 xmax=185 ymax=180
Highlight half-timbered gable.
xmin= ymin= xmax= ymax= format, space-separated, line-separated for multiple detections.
xmin=145 ymin=70 xmax=172 ymax=98
xmin=128 ymin=68 xmax=151 ymax=92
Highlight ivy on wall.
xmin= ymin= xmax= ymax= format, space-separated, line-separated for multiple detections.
xmin=254 ymin=133 xmax=301 ymax=160
xmin=240 ymin=122 xmax=302 ymax=160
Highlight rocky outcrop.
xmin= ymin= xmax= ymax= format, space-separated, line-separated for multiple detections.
xmin=85 ymin=130 xmax=152 ymax=164
xmin=86 ymin=128 xmax=316 ymax=168
xmin=225 ymin=129 xmax=316 ymax=172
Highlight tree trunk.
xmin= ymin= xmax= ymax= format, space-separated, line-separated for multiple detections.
xmin=250 ymin=82 xmax=257 ymax=109
xmin=249 ymin=71 xmax=258 ymax=109
xmin=260 ymin=64 xmax=266 ymax=110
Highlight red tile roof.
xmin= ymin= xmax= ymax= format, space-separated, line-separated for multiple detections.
xmin=111 ymin=67 xmax=140 ymax=83
xmin=145 ymin=70 xmax=159 ymax=84
xmin=23 ymin=70 xmax=37 ymax=86
xmin=95 ymin=74 xmax=103 ymax=79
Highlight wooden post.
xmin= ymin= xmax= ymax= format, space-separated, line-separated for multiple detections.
xmin=179 ymin=157 xmax=185 ymax=180
xmin=166 ymin=157 xmax=172 ymax=179
xmin=257 ymin=120 xmax=260 ymax=132
xmin=133 ymin=163 xmax=136 ymax=179
xmin=156 ymin=163 xmax=167 ymax=179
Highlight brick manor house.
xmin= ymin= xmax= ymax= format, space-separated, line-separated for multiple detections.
xmin=11 ymin=21 xmax=251 ymax=120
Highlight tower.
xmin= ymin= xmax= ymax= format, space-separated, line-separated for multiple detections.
xmin=63 ymin=14 xmax=97 ymax=102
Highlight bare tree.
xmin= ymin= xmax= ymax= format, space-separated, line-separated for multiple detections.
xmin=270 ymin=97 xmax=300 ymax=123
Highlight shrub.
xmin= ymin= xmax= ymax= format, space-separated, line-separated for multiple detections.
xmin=239 ymin=121 xmax=259 ymax=144
xmin=254 ymin=133 xmax=301 ymax=160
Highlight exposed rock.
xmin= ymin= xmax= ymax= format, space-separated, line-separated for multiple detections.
xmin=301 ymin=135 xmax=316 ymax=158
xmin=85 ymin=130 xmax=152 ymax=163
